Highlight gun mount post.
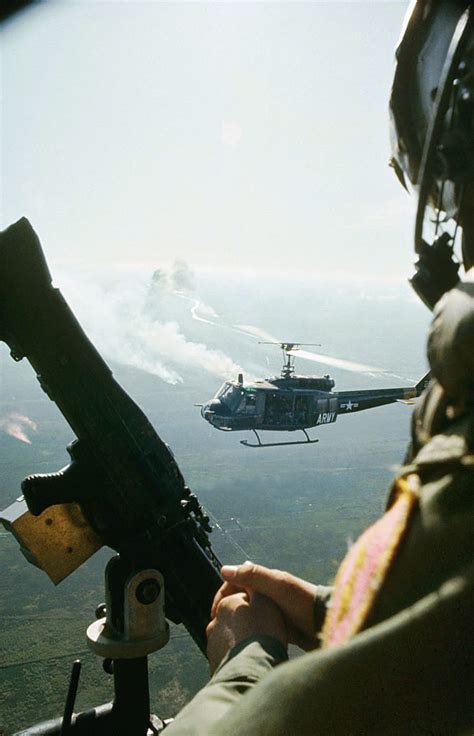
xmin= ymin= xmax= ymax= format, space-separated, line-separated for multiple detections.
xmin=87 ymin=557 xmax=169 ymax=659
xmin=86 ymin=555 xmax=170 ymax=735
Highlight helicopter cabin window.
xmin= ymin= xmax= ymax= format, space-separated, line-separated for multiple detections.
xmin=317 ymin=399 xmax=329 ymax=414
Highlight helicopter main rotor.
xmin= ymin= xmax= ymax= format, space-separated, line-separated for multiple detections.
xmin=258 ymin=342 xmax=321 ymax=379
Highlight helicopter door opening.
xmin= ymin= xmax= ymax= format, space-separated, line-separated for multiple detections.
xmin=264 ymin=393 xmax=293 ymax=426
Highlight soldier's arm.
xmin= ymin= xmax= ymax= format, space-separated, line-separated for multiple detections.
xmin=165 ymin=562 xmax=473 ymax=735
xmin=163 ymin=636 xmax=288 ymax=734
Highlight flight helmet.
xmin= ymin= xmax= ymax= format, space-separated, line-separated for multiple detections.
xmin=390 ymin=0 xmax=474 ymax=309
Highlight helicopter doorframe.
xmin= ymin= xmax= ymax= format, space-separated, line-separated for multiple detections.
xmin=240 ymin=428 xmax=319 ymax=448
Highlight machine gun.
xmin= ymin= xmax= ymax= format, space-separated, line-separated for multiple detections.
xmin=0 ymin=218 xmax=223 ymax=735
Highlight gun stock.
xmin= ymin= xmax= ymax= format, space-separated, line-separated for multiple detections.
xmin=0 ymin=218 xmax=222 ymax=652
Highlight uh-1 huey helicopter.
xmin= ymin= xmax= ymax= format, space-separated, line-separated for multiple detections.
xmin=200 ymin=342 xmax=431 ymax=448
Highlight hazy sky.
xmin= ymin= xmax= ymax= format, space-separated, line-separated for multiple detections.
xmin=2 ymin=1 xmax=413 ymax=281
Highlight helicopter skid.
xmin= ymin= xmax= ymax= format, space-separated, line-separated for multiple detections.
xmin=240 ymin=429 xmax=319 ymax=448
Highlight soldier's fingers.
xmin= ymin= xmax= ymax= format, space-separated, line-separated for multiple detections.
xmin=214 ymin=591 xmax=249 ymax=620
xmin=206 ymin=617 xmax=216 ymax=638
xmin=221 ymin=562 xmax=287 ymax=601
xmin=210 ymin=581 xmax=243 ymax=619
xmin=244 ymin=591 xmax=315 ymax=650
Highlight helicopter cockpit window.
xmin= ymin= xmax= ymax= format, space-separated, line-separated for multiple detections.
xmin=217 ymin=383 xmax=245 ymax=412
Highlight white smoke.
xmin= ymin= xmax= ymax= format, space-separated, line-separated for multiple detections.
xmin=0 ymin=412 xmax=37 ymax=444
xmin=170 ymin=260 xmax=195 ymax=292
xmin=57 ymin=265 xmax=241 ymax=384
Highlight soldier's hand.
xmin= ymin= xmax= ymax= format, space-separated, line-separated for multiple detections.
xmin=206 ymin=590 xmax=287 ymax=674
xmin=216 ymin=562 xmax=319 ymax=651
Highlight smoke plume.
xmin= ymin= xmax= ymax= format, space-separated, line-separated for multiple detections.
xmin=57 ymin=264 xmax=241 ymax=384
xmin=0 ymin=412 xmax=37 ymax=444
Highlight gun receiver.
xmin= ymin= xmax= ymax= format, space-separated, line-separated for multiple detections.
xmin=0 ymin=218 xmax=222 ymax=653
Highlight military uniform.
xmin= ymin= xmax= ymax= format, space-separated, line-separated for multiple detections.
xmin=165 ymin=284 xmax=474 ymax=736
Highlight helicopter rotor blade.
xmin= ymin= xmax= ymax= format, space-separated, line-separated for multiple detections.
xmin=287 ymin=349 xmax=386 ymax=375
xmin=258 ymin=341 xmax=321 ymax=348
xmin=235 ymin=325 xmax=393 ymax=376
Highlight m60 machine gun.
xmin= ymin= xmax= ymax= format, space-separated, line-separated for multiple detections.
xmin=0 ymin=219 xmax=223 ymax=734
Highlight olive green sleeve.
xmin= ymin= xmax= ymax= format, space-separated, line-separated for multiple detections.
xmin=165 ymin=565 xmax=473 ymax=736
xmin=207 ymin=564 xmax=474 ymax=736
xmin=163 ymin=636 xmax=288 ymax=736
